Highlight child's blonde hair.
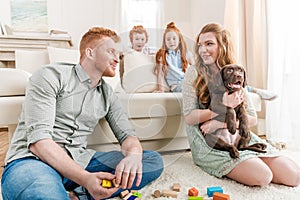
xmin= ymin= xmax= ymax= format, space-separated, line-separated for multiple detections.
xmin=154 ymin=22 xmax=188 ymax=76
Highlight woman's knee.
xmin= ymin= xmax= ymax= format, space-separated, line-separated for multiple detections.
xmin=287 ymin=168 xmax=300 ymax=187
xmin=239 ymin=167 xmax=273 ymax=186
xmin=227 ymin=158 xmax=273 ymax=186
xmin=252 ymin=169 xmax=273 ymax=186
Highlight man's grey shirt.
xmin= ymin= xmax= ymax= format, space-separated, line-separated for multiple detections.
xmin=5 ymin=63 xmax=135 ymax=168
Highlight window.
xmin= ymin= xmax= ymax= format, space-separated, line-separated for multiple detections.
xmin=121 ymin=0 xmax=161 ymax=30
xmin=120 ymin=0 xmax=162 ymax=49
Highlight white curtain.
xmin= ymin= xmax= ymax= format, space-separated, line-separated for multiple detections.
xmin=266 ymin=0 xmax=300 ymax=149
xmin=224 ymin=0 xmax=268 ymax=95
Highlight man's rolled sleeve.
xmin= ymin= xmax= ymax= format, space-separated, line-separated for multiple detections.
xmin=26 ymin=124 xmax=53 ymax=147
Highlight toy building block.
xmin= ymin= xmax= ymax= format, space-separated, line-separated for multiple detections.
xmin=162 ymin=190 xmax=178 ymax=198
xmin=112 ymin=179 xmax=120 ymax=187
xmin=188 ymin=187 xmax=199 ymax=196
xmin=132 ymin=191 xmax=142 ymax=198
xmin=123 ymin=194 xmax=137 ymax=200
xmin=188 ymin=196 xmax=204 ymax=200
xmin=172 ymin=183 xmax=181 ymax=192
xmin=101 ymin=179 xmax=112 ymax=188
xmin=213 ymin=192 xmax=230 ymax=200
xmin=120 ymin=190 xmax=130 ymax=199
xmin=207 ymin=186 xmax=223 ymax=197
xmin=153 ymin=190 xmax=161 ymax=198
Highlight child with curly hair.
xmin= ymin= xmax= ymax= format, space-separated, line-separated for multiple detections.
xmin=128 ymin=25 xmax=156 ymax=55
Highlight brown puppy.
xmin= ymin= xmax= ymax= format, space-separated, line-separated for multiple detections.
xmin=203 ymin=64 xmax=267 ymax=158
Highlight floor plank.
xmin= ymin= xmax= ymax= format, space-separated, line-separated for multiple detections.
xmin=0 ymin=130 xmax=9 ymax=178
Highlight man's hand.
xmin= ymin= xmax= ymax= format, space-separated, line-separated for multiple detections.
xmin=115 ymin=136 xmax=143 ymax=189
xmin=84 ymin=172 xmax=119 ymax=200
xmin=115 ymin=152 xmax=143 ymax=189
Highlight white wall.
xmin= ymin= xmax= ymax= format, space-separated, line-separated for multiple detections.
xmin=47 ymin=0 xmax=121 ymax=48
xmin=0 ymin=0 xmax=225 ymax=47
xmin=0 ymin=0 xmax=11 ymax=26
xmin=5 ymin=0 xmax=225 ymax=48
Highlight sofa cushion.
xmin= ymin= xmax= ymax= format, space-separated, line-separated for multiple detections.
xmin=0 ymin=68 xmax=31 ymax=96
xmin=0 ymin=96 xmax=25 ymax=125
xmin=15 ymin=49 xmax=50 ymax=74
xmin=121 ymin=51 xmax=170 ymax=93
xmin=116 ymin=93 xmax=182 ymax=118
xmin=47 ymin=46 xmax=79 ymax=64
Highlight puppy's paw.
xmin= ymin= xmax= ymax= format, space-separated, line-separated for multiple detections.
xmin=253 ymin=143 xmax=267 ymax=150
xmin=239 ymin=129 xmax=249 ymax=138
xmin=229 ymin=147 xmax=240 ymax=158
xmin=227 ymin=124 xmax=236 ymax=135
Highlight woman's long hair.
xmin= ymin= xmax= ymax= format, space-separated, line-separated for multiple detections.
xmin=154 ymin=22 xmax=188 ymax=76
xmin=194 ymin=23 xmax=235 ymax=108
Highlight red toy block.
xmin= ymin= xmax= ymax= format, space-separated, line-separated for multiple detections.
xmin=213 ymin=192 xmax=230 ymax=200
xmin=188 ymin=187 xmax=199 ymax=196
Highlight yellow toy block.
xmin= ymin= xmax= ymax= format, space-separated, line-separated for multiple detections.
xmin=102 ymin=179 xmax=112 ymax=188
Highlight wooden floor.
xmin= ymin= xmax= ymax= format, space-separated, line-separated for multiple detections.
xmin=0 ymin=127 xmax=9 ymax=179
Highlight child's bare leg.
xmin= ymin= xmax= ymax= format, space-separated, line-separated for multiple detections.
xmin=246 ymin=86 xmax=277 ymax=100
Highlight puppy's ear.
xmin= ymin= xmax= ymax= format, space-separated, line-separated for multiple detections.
xmin=242 ymin=66 xmax=247 ymax=87
xmin=221 ymin=65 xmax=228 ymax=80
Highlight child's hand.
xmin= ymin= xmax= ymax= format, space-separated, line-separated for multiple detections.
xmin=153 ymin=89 xmax=164 ymax=93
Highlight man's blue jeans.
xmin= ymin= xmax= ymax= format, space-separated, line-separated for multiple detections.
xmin=1 ymin=150 xmax=163 ymax=200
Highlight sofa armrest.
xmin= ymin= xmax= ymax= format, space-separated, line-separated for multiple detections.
xmin=248 ymin=92 xmax=261 ymax=112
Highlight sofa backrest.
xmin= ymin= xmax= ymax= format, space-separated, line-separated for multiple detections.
xmin=0 ymin=68 xmax=31 ymax=97
xmin=120 ymin=51 xmax=170 ymax=93
xmin=15 ymin=49 xmax=50 ymax=74
xmin=14 ymin=48 xmax=175 ymax=94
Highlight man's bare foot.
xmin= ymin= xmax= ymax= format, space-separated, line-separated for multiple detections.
xmin=68 ymin=191 xmax=79 ymax=200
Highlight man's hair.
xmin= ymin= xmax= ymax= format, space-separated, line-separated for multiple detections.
xmin=79 ymin=27 xmax=120 ymax=61
xmin=129 ymin=25 xmax=149 ymax=43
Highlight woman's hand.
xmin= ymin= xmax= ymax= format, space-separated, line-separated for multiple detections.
xmin=222 ymin=90 xmax=244 ymax=108
xmin=115 ymin=153 xmax=143 ymax=189
xmin=200 ymin=119 xmax=226 ymax=135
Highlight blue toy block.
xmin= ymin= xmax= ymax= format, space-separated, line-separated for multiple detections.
xmin=207 ymin=186 xmax=223 ymax=197
xmin=127 ymin=195 xmax=137 ymax=200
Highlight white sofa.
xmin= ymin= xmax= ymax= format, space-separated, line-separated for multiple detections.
xmin=0 ymin=47 xmax=262 ymax=153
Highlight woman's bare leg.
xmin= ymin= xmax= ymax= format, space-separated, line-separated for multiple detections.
xmin=261 ymin=156 xmax=300 ymax=187
xmin=226 ymin=157 xmax=273 ymax=186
